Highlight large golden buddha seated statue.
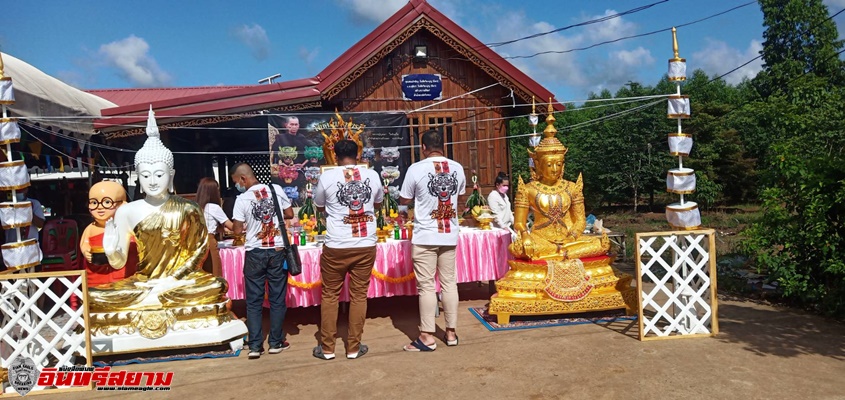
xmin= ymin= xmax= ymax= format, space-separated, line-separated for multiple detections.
xmin=489 ymin=104 xmax=636 ymax=324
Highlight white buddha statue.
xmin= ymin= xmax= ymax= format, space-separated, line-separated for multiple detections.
xmin=89 ymin=107 xmax=228 ymax=315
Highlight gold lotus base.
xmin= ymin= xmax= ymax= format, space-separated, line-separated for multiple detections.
xmin=89 ymin=301 xmax=235 ymax=339
xmin=489 ymin=257 xmax=638 ymax=325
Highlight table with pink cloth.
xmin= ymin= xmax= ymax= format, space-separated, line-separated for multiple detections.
xmin=219 ymin=228 xmax=512 ymax=308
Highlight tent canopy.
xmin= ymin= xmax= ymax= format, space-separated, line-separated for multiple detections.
xmin=1 ymin=52 xmax=116 ymax=135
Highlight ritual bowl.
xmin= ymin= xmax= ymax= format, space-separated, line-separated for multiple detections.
xmin=474 ymin=214 xmax=495 ymax=230
xmin=376 ymin=228 xmax=389 ymax=243
xmin=90 ymin=248 xmax=109 ymax=266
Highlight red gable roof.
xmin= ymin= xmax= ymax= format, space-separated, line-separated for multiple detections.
xmin=87 ymin=86 xmax=250 ymax=107
xmin=316 ymin=0 xmax=563 ymax=110
xmin=94 ymin=0 xmax=561 ymax=136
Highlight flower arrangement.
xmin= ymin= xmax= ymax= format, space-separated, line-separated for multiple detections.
xmin=463 ymin=170 xmax=488 ymax=218
xmin=298 ymin=183 xmax=326 ymax=239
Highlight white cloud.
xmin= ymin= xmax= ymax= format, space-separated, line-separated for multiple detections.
xmin=337 ymin=0 xmax=406 ymax=24
xmin=233 ymin=24 xmax=271 ymax=61
xmin=337 ymin=0 xmax=464 ymax=25
xmin=489 ymin=9 xmax=652 ymax=98
xmin=692 ymin=39 xmax=763 ymax=85
xmin=298 ymin=47 xmax=320 ymax=64
xmin=583 ymin=9 xmax=637 ymax=42
xmin=98 ymin=35 xmax=171 ymax=87
xmin=611 ymin=47 xmax=654 ymax=67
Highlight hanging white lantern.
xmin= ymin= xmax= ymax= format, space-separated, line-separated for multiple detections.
xmin=0 ymin=201 xmax=33 ymax=229
xmin=0 ymin=117 xmax=21 ymax=145
xmin=1 ymin=238 xmax=42 ymax=271
xmin=0 ymin=77 xmax=13 ymax=105
xmin=0 ymin=160 xmax=31 ymax=191
xmin=668 ymin=133 xmax=693 ymax=156
xmin=666 ymin=202 xmax=701 ymax=230
xmin=667 ymin=95 xmax=690 ymax=118
xmin=666 ymin=168 xmax=696 ymax=194
xmin=668 ymin=60 xmax=687 ymax=81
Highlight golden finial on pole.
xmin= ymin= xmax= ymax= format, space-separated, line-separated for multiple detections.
xmin=531 ymin=96 xmax=536 ymax=115
xmin=671 ymin=27 xmax=683 ymax=61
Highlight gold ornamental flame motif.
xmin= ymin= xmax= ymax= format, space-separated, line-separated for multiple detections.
xmin=320 ymin=110 xmax=365 ymax=165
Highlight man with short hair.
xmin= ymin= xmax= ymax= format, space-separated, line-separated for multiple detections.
xmin=399 ymin=129 xmax=466 ymax=352
xmin=231 ymin=163 xmax=294 ymax=359
xmin=312 ymin=140 xmax=383 ymax=360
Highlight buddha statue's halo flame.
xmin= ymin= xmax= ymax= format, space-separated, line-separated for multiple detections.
xmin=135 ymin=106 xmax=174 ymax=170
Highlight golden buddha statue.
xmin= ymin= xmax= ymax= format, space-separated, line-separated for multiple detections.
xmin=489 ymin=103 xmax=636 ymax=324
xmin=88 ymin=107 xmax=235 ymax=340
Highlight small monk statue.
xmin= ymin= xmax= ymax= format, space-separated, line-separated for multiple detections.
xmin=90 ymin=107 xmax=228 ymax=316
xmin=79 ymin=181 xmax=138 ymax=287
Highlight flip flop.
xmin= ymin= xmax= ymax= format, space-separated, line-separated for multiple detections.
xmin=403 ymin=338 xmax=437 ymax=352
xmin=444 ymin=334 xmax=459 ymax=347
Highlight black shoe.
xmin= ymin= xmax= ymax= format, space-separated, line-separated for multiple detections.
xmin=269 ymin=341 xmax=291 ymax=354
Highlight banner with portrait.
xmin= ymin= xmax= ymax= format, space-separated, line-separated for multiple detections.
xmin=267 ymin=112 xmax=410 ymax=206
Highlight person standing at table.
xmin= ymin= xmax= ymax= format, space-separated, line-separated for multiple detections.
xmin=487 ymin=172 xmax=514 ymax=230
xmin=399 ymin=129 xmax=466 ymax=352
xmin=197 ymin=177 xmax=234 ymax=277
xmin=312 ymin=140 xmax=383 ymax=360
xmin=231 ymin=163 xmax=294 ymax=360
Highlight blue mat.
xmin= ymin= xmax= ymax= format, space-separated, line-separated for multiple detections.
xmin=469 ymin=306 xmax=637 ymax=332
xmin=93 ymin=348 xmax=241 ymax=367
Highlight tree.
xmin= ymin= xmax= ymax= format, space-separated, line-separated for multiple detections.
xmin=741 ymin=0 xmax=845 ymax=317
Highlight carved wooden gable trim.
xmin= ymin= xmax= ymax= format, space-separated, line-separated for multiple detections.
xmin=323 ymin=17 xmax=534 ymax=106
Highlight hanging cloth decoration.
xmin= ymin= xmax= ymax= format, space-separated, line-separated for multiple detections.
xmin=27 ymin=141 xmax=41 ymax=160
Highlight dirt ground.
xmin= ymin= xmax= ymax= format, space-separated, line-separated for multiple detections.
xmin=30 ymin=278 xmax=845 ymax=400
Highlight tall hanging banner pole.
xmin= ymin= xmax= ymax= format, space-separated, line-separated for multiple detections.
xmin=664 ymin=27 xmax=701 ymax=230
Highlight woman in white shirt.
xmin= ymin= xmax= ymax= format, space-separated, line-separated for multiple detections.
xmin=197 ymin=177 xmax=233 ymax=277
xmin=487 ymin=172 xmax=514 ymax=230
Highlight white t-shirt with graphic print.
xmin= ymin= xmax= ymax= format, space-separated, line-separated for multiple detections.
xmin=400 ymin=156 xmax=466 ymax=246
xmin=314 ymin=166 xmax=384 ymax=249
xmin=233 ymin=183 xmax=292 ymax=251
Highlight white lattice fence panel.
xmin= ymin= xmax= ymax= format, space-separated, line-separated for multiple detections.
xmin=635 ymin=229 xmax=718 ymax=341
xmin=0 ymin=269 xmax=92 ymax=394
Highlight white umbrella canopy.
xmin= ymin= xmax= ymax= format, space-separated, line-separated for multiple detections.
xmin=1 ymin=52 xmax=116 ymax=135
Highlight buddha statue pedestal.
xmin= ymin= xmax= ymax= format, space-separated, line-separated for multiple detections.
xmin=85 ymin=303 xmax=246 ymax=355
xmin=489 ymin=255 xmax=637 ymax=325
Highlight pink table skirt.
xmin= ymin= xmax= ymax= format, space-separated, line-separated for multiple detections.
xmin=219 ymin=228 xmax=512 ymax=308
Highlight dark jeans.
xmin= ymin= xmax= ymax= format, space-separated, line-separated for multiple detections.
xmin=244 ymin=248 xmax=288 ymax=352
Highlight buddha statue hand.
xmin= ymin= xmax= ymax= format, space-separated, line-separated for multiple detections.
xmin=102 ymin=218 xmax=121 ymax=257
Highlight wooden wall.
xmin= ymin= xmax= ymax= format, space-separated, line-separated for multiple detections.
xmin=330 ymin=29 xmax=516 ymax=199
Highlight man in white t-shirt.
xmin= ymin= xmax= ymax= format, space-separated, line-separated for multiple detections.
xmin=231 ymin=163 xmax=294 ymax=360
xmin=399 ymin=129 xmax=466 ymax=352
xmin=312 ymin=140 xmax=383 ymax=360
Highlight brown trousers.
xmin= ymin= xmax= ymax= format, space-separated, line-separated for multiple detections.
xmin=203 ymin=233 xmax=223 ymax=277
xmin=319 ymin=245 xmax=377 ymax=354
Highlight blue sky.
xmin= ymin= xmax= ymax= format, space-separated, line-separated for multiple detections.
xmin=2 ymin=0 xmax=844 ymax=102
